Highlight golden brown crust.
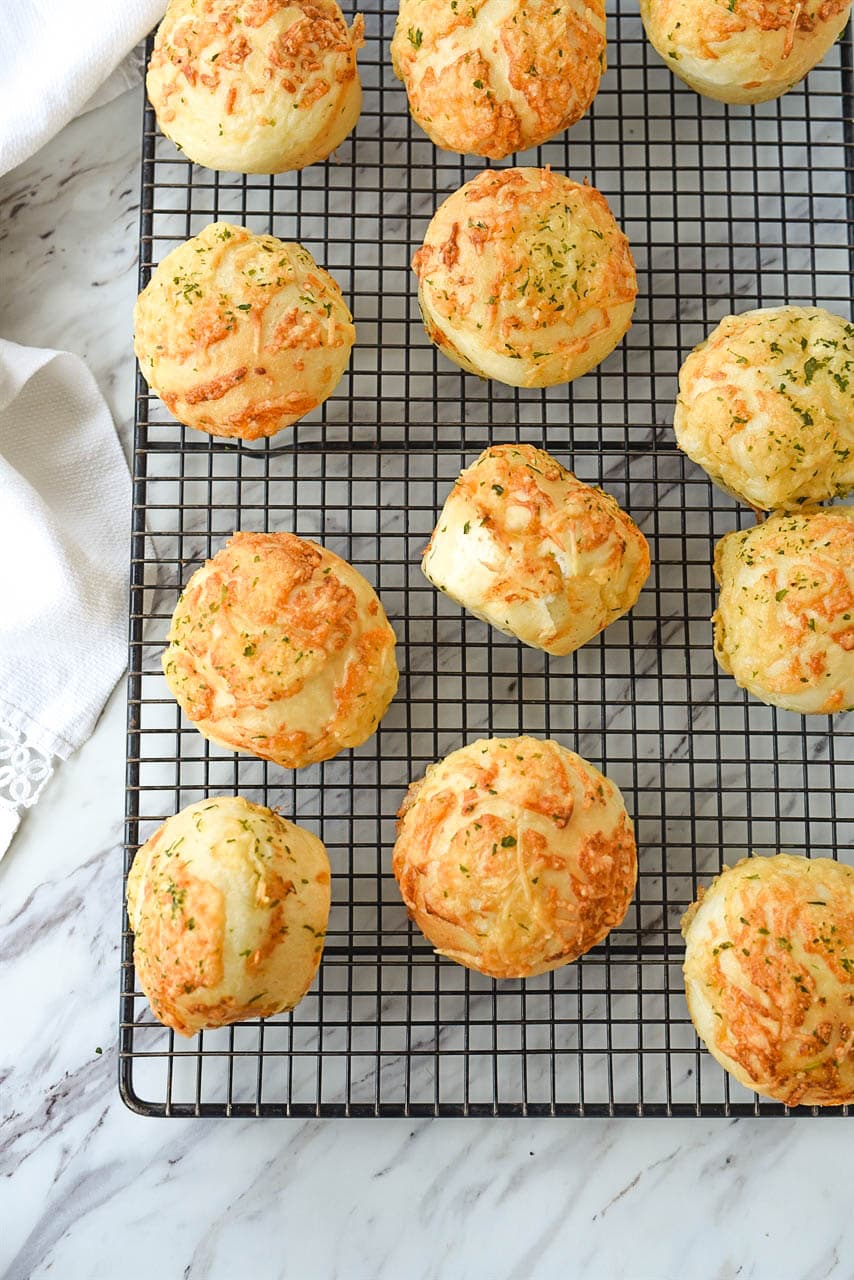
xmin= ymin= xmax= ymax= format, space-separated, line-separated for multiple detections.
xmin=391 ymin=0 xmax=606 ymax=159
xmin=713 ymin=507 xmax=854 ymax=715
xmin=422 ymin=443 xmax=650 ymax=654
xmin=640 ymin=0 xmax=850 ymax=102
xmin=147 ymin=0 xmax=363 ymax=173
xmin=682 ymin=854 xmax=854 ymax=1106
xmin=674 ymin=307 xmax=854 ymax=511
xmin=392 ymin=737 xmax=637 ymax=978
xmin=134 ymin=223 xmax=355 ymax=440
xmin=126 ymin=795 xmax=331 ymax=1037
xmin=162 ymin=531 xmax=399 ymax=768
xmin=413 ymin=167 xmax=637 ymax=388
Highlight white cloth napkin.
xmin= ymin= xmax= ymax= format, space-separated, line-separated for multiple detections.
xmin=0 ymin=341 xmax=131 ymax=856
xmin=0 ymin=0 xmax=166 ymax=177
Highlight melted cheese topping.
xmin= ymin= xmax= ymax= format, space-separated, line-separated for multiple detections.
xmin=391 ymin=0 xmax=606 ymax=158
xmin=713 ymin=507 xmax=854 ymax=716
xmin=674 ymin=307 xmax=854 ymax=511
xmin=127 ymin=796 xmax=330 ymax=1037
xmin=163 ymin=531 xmax=399 ymax=767
xmin=640 ymin=0 xmax=850 ymax=103
xmin=134 ymin=222 xmax=355 ymax=440
xmin=412 ymin=167 xmax=637 ymax=388
xmin=683 ymin=854 xmax=854 ymax=1106
xmin=393 ymin=736 xmax=637 ymax=978
xmin=147 ymin=0 xmax=364 ymax=172
xmin=423 ymin=443 xmax=649 ymax=654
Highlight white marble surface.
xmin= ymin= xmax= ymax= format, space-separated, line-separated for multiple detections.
xmin=2 ymin=64 xmax=854 ymax=1280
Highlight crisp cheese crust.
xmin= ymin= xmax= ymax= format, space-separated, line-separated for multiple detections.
xmin=147 ymin=0 xmax=364 ymax=172
xmin=412 ymin=167 xmax=637 ymax=388
xmin=422 ymin=443 xmax=650 ymax=654
xmin=134 ymin=222 xmax=355 ymax=440
xmin=640 ymin=0 xmax=851 ymax=104
xmin=162 ymin=531 xmax=399 ymax=767
xmin=127 ymin=796 xmax=331 ymax=1036
xmin=683 ymin=854 xmax=854 ymax=1106
xmin=713 ymin=507 xmax=854 ymax=715
xmin=393 ymin=736 xmax=637 ymax=979
xmin=391 ymin=0 xmax=606 ymax=159
xmin=674 ymin=307 xmax=854 ymax=512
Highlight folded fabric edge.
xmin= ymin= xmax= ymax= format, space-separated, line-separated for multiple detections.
xmin=0 ymin=698 xmax=75 ymax=762
xmin=0 ymin=5 xmax=166 ymax=179
xmin=81 ymin=49 xmax=146 ymax=117
xmin=0 ymin=801 xmax=21 ymax=861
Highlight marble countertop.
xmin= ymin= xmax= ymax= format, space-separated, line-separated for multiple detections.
xmin=1 ymin=71 xmax=852 ymax=1280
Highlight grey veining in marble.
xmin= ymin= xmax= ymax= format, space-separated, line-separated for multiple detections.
xmin=1 ymin=15 xmax=853 ymax=1278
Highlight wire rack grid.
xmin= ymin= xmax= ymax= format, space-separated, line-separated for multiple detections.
xmin=121 ymin=3 xmax=854 ymax=1117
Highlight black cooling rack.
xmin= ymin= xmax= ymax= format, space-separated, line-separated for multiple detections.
xmin=121 ymin=5 xmax=854 ymax=1117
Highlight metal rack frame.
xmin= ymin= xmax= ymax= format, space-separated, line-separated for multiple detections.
xmin=120 ymin=6 xmax=854 ymax=1117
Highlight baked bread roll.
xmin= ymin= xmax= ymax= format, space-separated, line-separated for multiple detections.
xmin=713 ymin=507 xmax=854 ymax=715
xmin=134 ymin=223 xmax=355 ymax=440
xmin=412 ymin=167 xmax=637 ymax=388
xmin=422 ymin=444 xmax=650 ymax=655
xmin=393 ymin=737 xmax=637 ymax=978
xmin=683 ymin=854 xmax=854 ymax=1107
xmin=391 ymin=0 xmax=606 ymax=159
xmin=147 ymin=0 xmax=364 ymax=173
xmin=674 ymin=307 xmax=854 ymax=512
xmin=127 ymin=795 xmax=330 ymax=1037
xmin=162 ymin=531 xmax=398 ymax=767
xmin=640 ymin=0 xmax=850 ymax=104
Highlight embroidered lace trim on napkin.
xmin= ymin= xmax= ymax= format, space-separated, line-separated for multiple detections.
xmin=0 ymin=720 xmax=54 ymax=812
